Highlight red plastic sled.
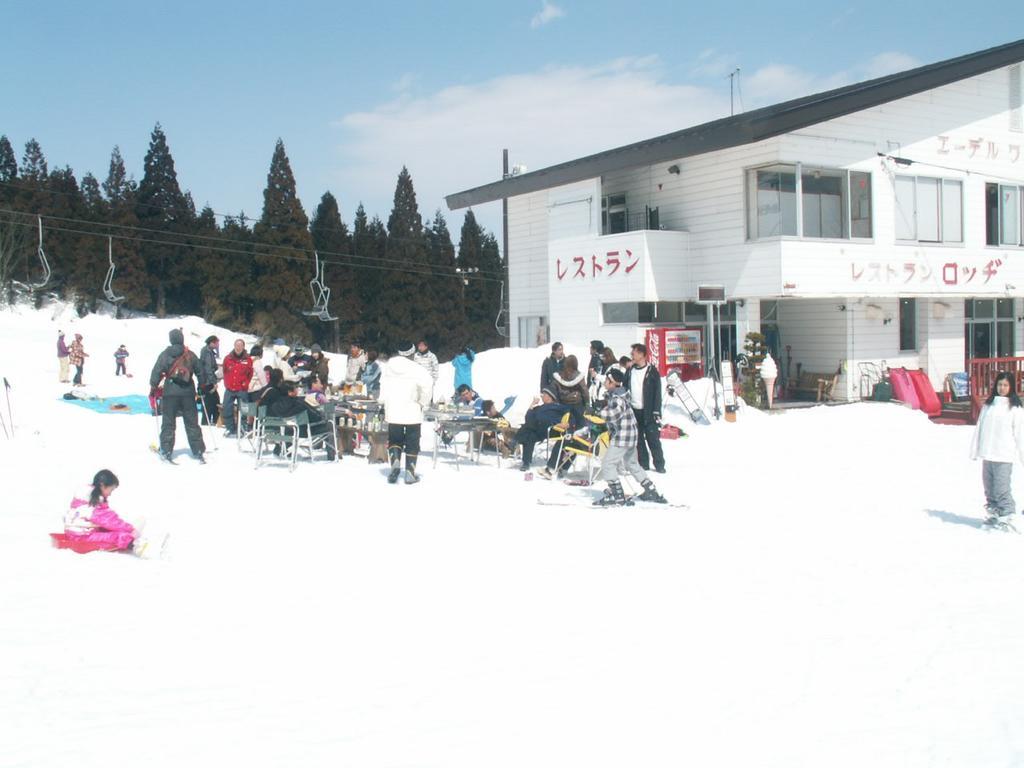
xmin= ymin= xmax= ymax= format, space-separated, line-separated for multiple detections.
xmin=49 ymin=533 xmax=123 ymax=555
xmin=907 ymin=369 xmax=942 ymax=417
xmin=888 ymin=367 xmax=921 ymax=410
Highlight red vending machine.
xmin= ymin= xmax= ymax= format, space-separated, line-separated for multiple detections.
xmin=645 ymin=328 xmax=704 ymax=381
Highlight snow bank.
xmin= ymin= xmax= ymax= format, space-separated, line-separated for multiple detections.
xmin=2 ymin=301 xmax=1023 ymax=768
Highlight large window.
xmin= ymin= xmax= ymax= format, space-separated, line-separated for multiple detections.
xmin=602 ymin=193 xmax=627 ymax=235
xmin=899 ymin=298 xmax=917 ymax=351
xmin=986 ymin=183 xmax=1024 ymax=246
xmin=747 ymin=165 xmax=871 ymax=240
xmin=894 ymin=175 xmax=963 ymax=243
xmin=601 ymin=301 xmax=736 ymax=325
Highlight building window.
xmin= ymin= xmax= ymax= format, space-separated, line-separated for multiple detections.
xmin=899 ymin=298 xmax=917 ymax=351
xmin=749 ymin=165 xmax=797 ymax=238
xmin=986 ymin=183 xmax=1024 ymax=246
xmin=747 ymin=165 xmax=871 ymax=240
xmin=894 ymin=175 xmax=963 ymax=243
xmin=602 ymin=194 xmax=627 ymax=235
xmin=517 ymin=316 xmax=548 ymax=348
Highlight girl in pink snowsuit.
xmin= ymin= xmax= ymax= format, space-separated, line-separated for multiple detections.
xmin=64 ymin=470 xmax=136 ymax=550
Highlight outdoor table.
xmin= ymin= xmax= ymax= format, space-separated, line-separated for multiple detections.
xmin=319 ymin=399 xmax=388 ymax=462
xmin=425 ymin=411 xmax=499 ymax=469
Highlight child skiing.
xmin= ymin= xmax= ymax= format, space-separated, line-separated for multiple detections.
xmin=594 ymin=368 xmax=667 ymax=506
xmin=64 ymin=470 xmax=149 ymax=555
xmin=970 ymin=371 xmax=1024 ymax=527
xmin=114 ymin=344 xmax=129 ymax=376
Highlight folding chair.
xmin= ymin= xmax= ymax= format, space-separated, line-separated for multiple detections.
xmin=236 ymin=400 xmax=261 ymax=453
xmin=256 ymin=409 xmax=301 ymax=471
xmin=542 ymin=411 xmax=572 ymax=463
xmin=291 ymin=409 xmax=336 ymax=464
xmin=560 ymin=415 xmax=611 ymax=485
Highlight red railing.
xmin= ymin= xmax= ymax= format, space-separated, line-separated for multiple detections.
xmin=968 ymin=356 xmax=1024 ymax=422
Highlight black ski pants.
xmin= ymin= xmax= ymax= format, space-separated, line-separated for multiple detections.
xmin=161 ymin=393 xmax=206 ymax=456
xmin=633 ymin=408 xmax=665 ymax=472
xmin=388 ymin=423 xmax=421 ymax=466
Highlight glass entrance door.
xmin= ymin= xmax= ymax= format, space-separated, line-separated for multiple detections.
xmin=965 ymin=299 xmax=1015 ymax=361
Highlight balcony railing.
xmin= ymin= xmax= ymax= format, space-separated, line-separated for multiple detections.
xmin=604 ymin=206 xmax=660 ymax=235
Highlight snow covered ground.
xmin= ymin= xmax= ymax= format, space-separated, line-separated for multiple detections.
xmin=3 ymin=302 xmax=1024 ymax=767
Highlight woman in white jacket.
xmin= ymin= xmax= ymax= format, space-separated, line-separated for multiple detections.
xmin=970 ymin=371 xmax=1024 ymax=524
xmin=379 ymin=343 xmax=434 ymax=485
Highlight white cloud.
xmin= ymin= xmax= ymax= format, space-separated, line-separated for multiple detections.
xmin=329 ymin=58 xmax=728 ymax=236
xmin=323 ymin=51 xmax=920 ymax=238
xmin=391 ymin=72 xmax=419 ymax=93
xmin=530 ymin=2 xmax=565 ymax=29
xmin=743 ymin=52 xmax=922 ymax=108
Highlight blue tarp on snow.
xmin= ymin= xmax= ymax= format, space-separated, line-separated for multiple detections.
xmin=60 ymin=394 xmax=153 ymax=415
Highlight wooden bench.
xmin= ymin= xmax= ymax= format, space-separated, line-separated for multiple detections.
xmin=789 ymin=365 xmax=841 ymax=402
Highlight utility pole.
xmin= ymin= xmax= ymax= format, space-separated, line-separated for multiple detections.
xmin=502 ymin=148 xmax=511 ymax=346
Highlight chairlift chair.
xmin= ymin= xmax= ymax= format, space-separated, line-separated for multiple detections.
xmin=302 ymin=252 xmax=338 ymax=322
xmin=102 ymin=236 xmax=125 ymax=303
xmin=12 ymin=216 xmax=52 ymax=292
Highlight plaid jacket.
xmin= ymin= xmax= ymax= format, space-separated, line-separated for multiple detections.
xmin=599 ymin=386 xmax=638 ymax=448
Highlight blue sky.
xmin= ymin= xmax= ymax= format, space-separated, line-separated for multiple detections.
xmin=2 ymin=0 xmax=1021 ymax=241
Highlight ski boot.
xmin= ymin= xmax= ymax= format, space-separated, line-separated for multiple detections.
xmin=593 ymin=481 xmax=632 ymax=507
xmin=404 ymin=457 xmax=420 ymax=485
xmin=638 ymin=479 xmax=667 ymax=504
xmin=387 ymin=447 xmax=402 ymax=484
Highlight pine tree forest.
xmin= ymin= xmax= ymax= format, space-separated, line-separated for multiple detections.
xmin=0 ymin=127 xmax=507 ymax=359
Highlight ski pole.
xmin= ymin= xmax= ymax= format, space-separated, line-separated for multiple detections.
xmin=3 ymin=377 xmax=12 ymax=437
xmin=0 ymin=405 xmax=8 ymax=440
xmin=197 ymin=391 xmax=218 ymax=451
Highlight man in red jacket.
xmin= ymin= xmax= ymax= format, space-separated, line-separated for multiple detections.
xmin=222 ymin=338 xmax=254 ymax=436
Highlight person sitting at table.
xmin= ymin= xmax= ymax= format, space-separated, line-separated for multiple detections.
xmin=264 ymin=377 xmax=337 ymax=461
xmin=455 ymin=384 xmax=483 ymax=415
xmin=512 ymin=388 xmax=569 ymax=472
xmin=478 ymin=399 xmax=518 ymax=458
xmin=305 ymin=373 xmax=329 ymax=406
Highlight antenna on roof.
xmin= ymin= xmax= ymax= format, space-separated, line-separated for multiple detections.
xmin=728 ymin=68 xmax=741 ymax=116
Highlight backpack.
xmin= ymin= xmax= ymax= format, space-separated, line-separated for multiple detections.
xmin=167 ymin=348 xmax=194 ymax=386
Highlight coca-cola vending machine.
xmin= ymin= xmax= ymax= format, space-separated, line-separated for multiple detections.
xmin=645 ymin=327 xmax=703 ymax=381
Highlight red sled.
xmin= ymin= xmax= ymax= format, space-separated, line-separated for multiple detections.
xmin=49 ymin=533 xmax=122 ymax=554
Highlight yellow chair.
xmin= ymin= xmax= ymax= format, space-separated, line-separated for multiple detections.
xmin=560 ymin=414 xmax=610 ymax=484
xmin=543 ymin=411 xmax=572 ymax=462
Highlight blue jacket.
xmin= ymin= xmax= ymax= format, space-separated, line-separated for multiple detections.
xmin=452 ymin=352 xmax=474 ymax=391
xmin=361 ymin=360 xmax=381 ymax=395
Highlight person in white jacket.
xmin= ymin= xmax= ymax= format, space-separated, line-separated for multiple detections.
xmin=970 ymin=371 xmax=1024 ymax=525
xmin=380 ymin=342 xmax=434 ymax=484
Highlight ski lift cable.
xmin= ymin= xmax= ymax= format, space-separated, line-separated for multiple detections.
xmin=0 ymin=207 xmax=506 ymax=281
xmin=0 ymin=214 xmax=506 ymax=285
xmin=0 ymin=178 xmax=474 ymax=256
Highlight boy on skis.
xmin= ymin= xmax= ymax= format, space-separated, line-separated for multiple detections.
xmin=594 ymin=367 xmax=667 ymax=506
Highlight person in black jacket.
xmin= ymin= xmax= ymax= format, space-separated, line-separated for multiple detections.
xmin=513 ymin=388 xmax=569 ymax=471
xmin=198 ymin=335 xmax=221 ymax=426
xmin=539 ymin=341 xmax=565 ymax=391
xmin=149 ymin=328 xmax=206 ymax=462
xmin=260 ymin=376 xmax=337 ymax=460
xmin=627 ymin=343 xmax=665 ymax=473
xmin=587 ymin=340 xmax=605 ymax=386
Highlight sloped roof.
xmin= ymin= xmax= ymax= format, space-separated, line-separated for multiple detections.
xmin=445 ymin=38 xmax=1024 ymax=210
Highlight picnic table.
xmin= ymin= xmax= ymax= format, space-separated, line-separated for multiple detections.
xmin=424 ymin=406 xmax=501 ymax=469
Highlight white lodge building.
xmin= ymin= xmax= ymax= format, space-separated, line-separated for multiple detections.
xmin=446 ymin=39 xmax=1024 ymax=401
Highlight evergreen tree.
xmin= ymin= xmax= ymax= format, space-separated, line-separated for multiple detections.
xmin=457 ymin=209 xmax=505 ymax=351
xmin=0 ymin=136 xmax=16 ymax=183
xmin=351 ymin=203 xmax=381 ymax=344
xmin=103 ymin=147 xmax=148 ymax=310
xmin=310 ymin=191 xmax=359 ymax=351
xmin=378 ymin=167 xmax=428 ymax=350
xmin=251 ymin=139 xmax=313 ymax=339
xmin=20 ymin=139 xmax=48 ymax=182
xmin=80 ymin=173 xmax=104 ymax=213
xmin=136 ymin=123 xmax=189 ymax=314
xmin=45 ymin=167 xmax=89 ymax=305
xmin=102 ymin=146 xmax=130 ymax=205
xmin=424 ymin=210 xmax=465 ymax=359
